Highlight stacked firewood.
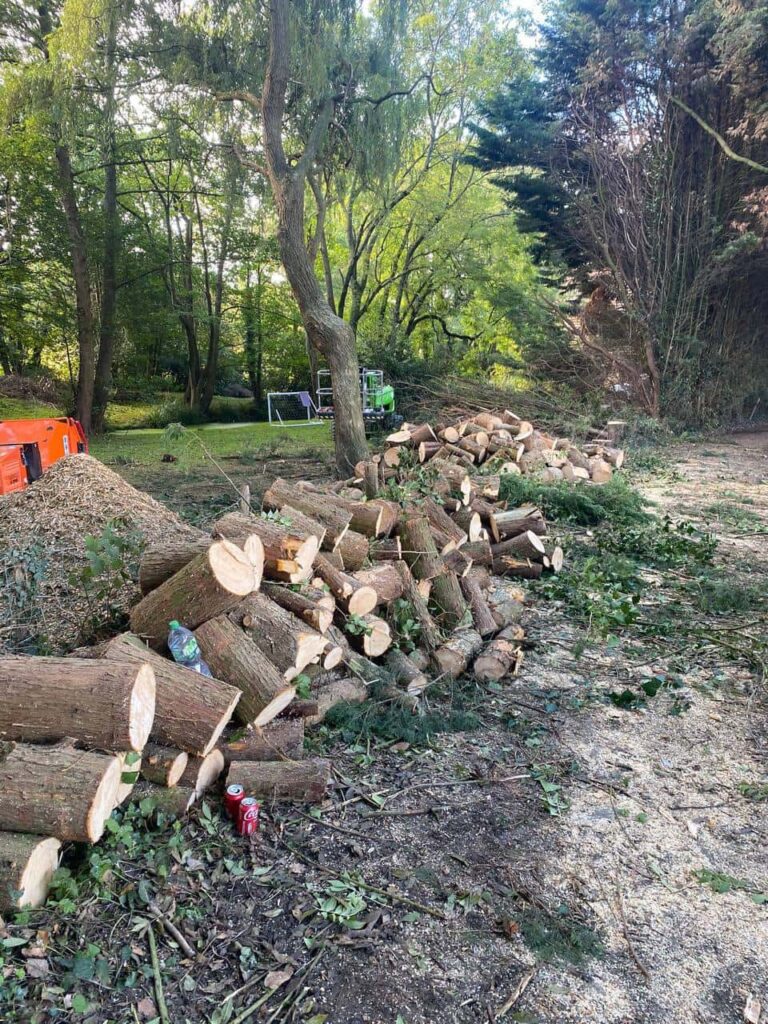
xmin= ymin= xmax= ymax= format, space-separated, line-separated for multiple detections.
xmin=380 ymin=409 xmax=625 ymax=485
xmin=0 ymin=409 xmax=599 ymax=913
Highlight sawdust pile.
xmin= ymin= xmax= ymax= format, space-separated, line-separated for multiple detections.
xmin=0 ymin=454 xmax=201 ymax=654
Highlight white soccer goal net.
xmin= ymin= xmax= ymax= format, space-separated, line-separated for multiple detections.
xmin=267 ymin=391 xmax=319 ymax=425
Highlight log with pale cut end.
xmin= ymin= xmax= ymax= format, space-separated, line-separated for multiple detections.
xmin=519 ymin=450 xmax=547 ymax=474
xmin=361 ymin=461 xmax=379 ymax=499
xmin=589 ymin=457 xmax=613 ymax=483
xmin=502 ymin=410 xmax=521 ymax=428
xmin=214 ymin=510 xmax=318 ymax=583
xmin=461 ymin=539 xmax=494 ymax=567
xmin=452 ymin=508 xmax=483 ymax=542
xmin=386 ymin=428 xmax=411 ymax=444
xmin=352 ymin=563 xmax=405 ymax=605
xmin=278 ymin=505 xmax=328 ymax=543
xmin=370 ymin=536 xmax=402 ymax=561
xmin=566 ymin=446 xmax=592 ymax=472
xmin=139 ymin=536 xmax=210 ymax=594
xmin=133 ymin=782 xmax=196 ymax=817
xmin=430 ymin=459 xmax=472 ymax=503
xmin=430 ymin=570 xmax=468 ymax=629
xmin=458 ymin=436 xmax=487 ymax=462
xmin=393 ymin=560 xmax=442 ymax=651
xmin=232 ymin=592 xmax=328 ymax=678
xmin=407 ymin=423 xmax=438 ymax=446
xmin=221 ymin=719 xmax=304 ymax=764
xmin=324 ymin=626 xmax=392 ymax=687
xmin=400 ymin=515 xmax=445 ymax=581
xmin=539 ymin=467 xmax=564 ymax=484
xmin=321 ymin=640 xmax=344 ymax=670
xmin=498 ymin=460 xmax=521 ymax=476
xmin=336 ymin=529 xmax=370 ymax=572
xmin=460 ymin=574 xmax=497 ymax=637
xmin=421 ymin=497 xmax=467 ymax=551
xmin=197 ymin=614 xmax=297 ymax=722
xmin=382 ymin=446 xmax=401 ymax=467
xmin=130 ymin=539 xmax=258 ymax=649
xmin=345 ymin=614 xmax=392 ymax=658
xmin=295 ymin=482 xmax=386 ymax=538
xmin=177 ymin=749 xmax=225 ymax=796
xmin=515 ymin=420 xmax=534 ymax=441
xmin=418 ymin=441 xmax=442 ymax=463
xmin=544 ymin=545 xmax=564 ymax=573
xmin=0 ymin=834 xmax=61 ymax=912
xmin=261 ymin=582 xmax=335 ymax=634
xmin=368 ymin=498 xmax=400 ymax=537
xmin=0 ymin=744 xmax=122 ymax=843
xmin=443 ymin=548 xmax=473 ymax=578
xmin=141 ymin=744 xmax=189 ymax=787
xmin=305 ymin=677 xmax=368 ymax=727
xmin=441 ymin=441 xmax=475 ymax=464
xmin=0 ymin=656 xmax=156 ymax=753
xmin=117 ymin=752 xmax=142 ymax=805
xmin=226 ymin=759 xmax=331 ymax=803
xmin=474 ymin=626 xmax=525 ymax=682
xmin=384 ymin=648 xmax=429 ymax=696
xmin=438 ymin=425 xmax=460 ymax=444
xmin=494 ymin=507 xmax=546 ymax=539
xmin=486 ymin=580 xmax=525 ymax=628
xmin=492 ymin=531 xmax=546 ymax=562
xmin=470 ymin=498 xmax=501 ymax=542
xmin=492 ymin=556 xmax=544 ymax=579
xmin=474 ymin=412 xmax=505 ymax=432
xmin=431 ymin=628 xmax=483 ymax=680
xmin=314 ymin=554 xmax=377 ymax=616
xmin=605 ymin=420 xmax=627 ymax=443
xmin=461 ymin=423 xmax=491 ymax=444
xmin=263 ymin=479 xmax=351 ymax=549
xmin=89 ymin=633 xmax=241 ymax=756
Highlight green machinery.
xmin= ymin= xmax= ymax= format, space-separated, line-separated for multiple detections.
xmin=316 ymin=368 xmax=402 ymax=432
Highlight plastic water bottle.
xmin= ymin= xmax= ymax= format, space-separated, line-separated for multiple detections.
xmin=167 ymin=620 xmax=212 ymax=676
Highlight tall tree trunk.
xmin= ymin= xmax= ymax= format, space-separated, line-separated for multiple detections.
xmin=200 ymin=178 xmax=235 ymax=414
xmin=92 ymin=0 xmax=120 ymax=433
xmin=54 ymin=143 xmax=95 ymax=434
xmin=261 ymin=0 xmax=367 ymax=476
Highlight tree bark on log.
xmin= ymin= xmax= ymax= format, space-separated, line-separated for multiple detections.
xmin=226 ymin=759 xmax=331 ymax=803
xmin=177 ymin=749 xmax=225 ymax=795
xmin=141 ymin=744 xmax=189 ymax=787
xmin=460 ymin=575 xmax=497 ymax=637
xmin=314 ymin=554 xmax=377 ymax=615
xmin=262 ymin=479 xmax=351 ymax=549
xmin=452 ymin=508 xmax=483 ymax=542
xmin=336 ymin=529 xmax=370 ymax=571
xmin=261 ymin=582 xmax=334 ymax=633
xmin=324 ymin=626 xmax=392 ymax=686
xmin=90 ymin=633 xmax=241 ymax=756
xmin=493 ymin=508 xmax=546 ymax=539
xmin=196 ymin=614 xmax=298 ymax=723
xmin=0 ymin=744 xmax=122 ymax=843
xmin=474 ymin=626 xmax=525 ymax=682
xmin=305 ymin=677 xmax=368 ymax=726
xmin=221 ymin=719 xmax=304 ymax=763
xmin=138 ymin=536 xmax=210 ymax=595
xmin=430 ymin=570 xmax=468 ymax=629
xmin=384 ymin=648 xmax=429 ymax=696
xmin=352 ymin=563 xmax=405 ymax=605
xmin=486 ymin=580 xmax=525 ymax=628
xmin=461 ymin=539 xmax=494 ymax=567
xmin=443 ymin=548 xmax=473 ymax=578
xmin=130 ymin=540 xmax=259 ymax=649
xmin=345 ymin=614 xmax=392 ymax=657
xmin=491 ymin=531 xmax=546 ymax=561
xmin=0 ymin=656 xmax=155 ymax=753
xmin=420 ymin=497 xmax=467 ymax=551
xmin=133 ymin=782 xmax=196 ymax=817
xmin=369 ymin=536 xmax=402 ymax=561
xmin=393 ymin=560 xmax=442 ymax=650
xmin=214 ymin=510 xmax=318 ymax=583
xmin=367 ymin=498 xmax=400 ymax=536
xmin=431 ymin=629 xmax=483 ymax=680
xmin=400 ymin=515 xmax=445 ymax=581
xmin=0 ymin=833 xmax=61 ymax=912
xmin=491 ymin=557 xmax=544 ymax=579
xmin=231 ymin=593 xmax=328 ymax=678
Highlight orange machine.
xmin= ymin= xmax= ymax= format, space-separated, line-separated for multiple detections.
xmin=0 ymin=418 xmax=88 ymax=495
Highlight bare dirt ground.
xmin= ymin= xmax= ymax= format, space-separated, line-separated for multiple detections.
xmin=3 ymin=436 xmax=766 ymax=1024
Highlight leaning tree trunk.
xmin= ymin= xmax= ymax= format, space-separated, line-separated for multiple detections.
xmin=261 ymin=0 xmax=368 ymax=476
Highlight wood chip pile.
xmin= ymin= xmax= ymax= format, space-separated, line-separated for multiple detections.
xmin=0 ymin=411 xmax=626 ymax=913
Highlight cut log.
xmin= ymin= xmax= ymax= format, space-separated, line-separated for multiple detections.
xmin=220 ymin=719 xmax=304 ymax=764
xmin=368 ymin=498 xmax=400 ymax=537
xmin=281 ymin=699 xmax=320 ymax=719
xmin=196 ymin=614 xmax=297 ymax=724
xmin=406 ymin=423 xmax=438 ymax=445
xmin=324 ymin=626 xmax=392 ymax=686
xmin=305 ymin=677 xmax=368 ymax=726
xmin=393 ymin=561 xmax=442 ymax=651
xmin=214 ymin=510 xmax=318 ymax=583
xmin=438 ymin=425 xmax=460 ymax=443
xmin=460 ymin=422 xmax=491 ymax=444
xmin=431 ymin=628 xmax=483 ymax=680
xmin=133 ymin=782 xmax=196 ymax=817
xmin=384 ymin=648 xmax=429 ymax=696
xmin=421 ymin=497 xmax=467 ymax=550
xmin=494 ymin=507 xmax=546 ymax=539
xmin=116 ymin=752 xmax=142 ymax=805
xmin=443 ymin=548 xmax=473 ymax=578
xmin=492 ymin=531 xmax=546 ymax=561
xmin=386 ymin=428 xmax=411 ymax=444
xmin=605 ymin=420 xmax=627 ymax=443
xmin=470 ymin=498 xmax=501 ymax=542
xmin=177 ymin=749 xmax=225 ymax=796
xmin=461 ymin=539 xmax=494 ymax=567
xmin=226 ymin=759 xmax=331 ymax=803
xmin=566 ymin=447 xmax=591 ymax=472
xmin=492 ymin=556 xmax=544 ymax=579
xmin=232 ymin=593 xmax=328 ymax=679
xmin=0 ymin=834 xmax=61 ymax=912
xmin=458 ymin=436 xmax=487 ymax=461
xmin=486 ymin=580 xmax=525 ymax=628
xmin=139 ymin=536 xmax=210 ymax=595
xmin=452 ymin=508 xmax=483 ymax=542
xmin=460 ymin=574 xmax=497 ymax=637
xmin=336 ymin=529 xmax=370 ymax=571
xmin=0 ymin=744 xmax=121 ymax=843
xmin=545 ymin=545 xmax=564 ymax=573
xmin=418 ymin=440 xmax=442 ymax=463
xmin=0 ymin=656 xmax=155 ymax=753
xmin=400 ymin=515 xmax=445 ymax=581
xmin=314 ymin=554 xmax=377 ymax=616
xmin=321 ymin=639 xmax=344 ymax=669
xmin=141 ymin=744 xmax=189 ymax=787
xmin=352 ymin=563 xmax=405 ymax=605
xmin=589 ymin=457 xmax=613 ymax=483
xmin=90 ymin=633 xmax=240 ymax=756
xmin=474 ymin=626 xmax=525 ymax=682
xmin=501 ymin=410 xmax=521 ymax=427
xmin=539 ymin=467 xmax=564 ymax=484
xmin=430 ymin=570 xmax=468 ymax=629
xmin=369 ymin=536 xmax=402 ymax=561
xmin=430 ymin=459 xmax=472 ymax=503
xmin=130 ymin=539 xmax=258 ymax=649
xmin=382 ymin=446 xmax=401 ymax=468
xmin=261 ymin=582 xmax=334 ymax=634
xmin=262 ymin=479 xmax=351 ymax=549
xmin=346 ymin=614 xmax=392 ymax=658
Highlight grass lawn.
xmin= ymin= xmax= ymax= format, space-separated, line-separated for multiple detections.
xmin=0 ymin=393 xmax=261 ymax=430
xmin=89 ymin=420 xmax=333 ymax=466
xmin=0 ymin=396 xmax=64 ymax=419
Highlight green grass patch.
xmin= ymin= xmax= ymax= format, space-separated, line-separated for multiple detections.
xmin=105 ymin=395 xmax=260 ymax=430
xmin=0 ymin=396 xmax=64 ymax=419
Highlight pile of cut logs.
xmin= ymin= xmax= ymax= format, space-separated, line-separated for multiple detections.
xmin=0 ymin=409 xmax=615 ymax=914
xmin=380 ymin=409 xmax=625 ymax=485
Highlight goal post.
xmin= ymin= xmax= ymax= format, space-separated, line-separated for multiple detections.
xmin=267 ymin=391 xmax=319 ymax=426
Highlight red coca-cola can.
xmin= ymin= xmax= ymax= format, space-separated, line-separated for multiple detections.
xmin=224 ymin=783 xmax=245 ymax=819
xmin=237 ymin=796 xmax=260 ymax=836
